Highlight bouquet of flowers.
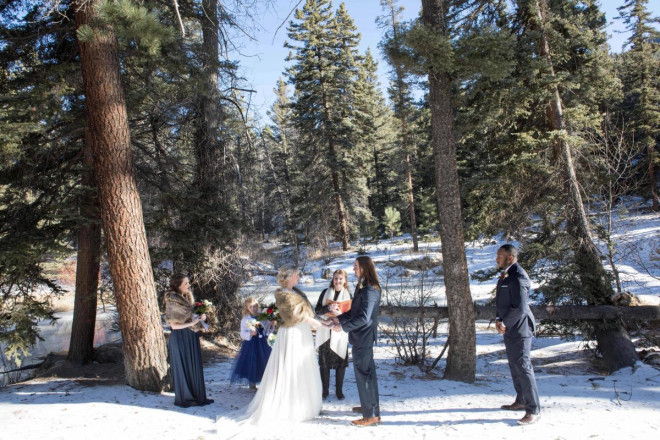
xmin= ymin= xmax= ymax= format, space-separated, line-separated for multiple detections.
xmin=192 ymin=299 xmax=213 ymax=331
xmin=267 ymin=332 xmax=277 ymax=347
xmin=246 ymin=317 xmax=262 ymax=337
xmin=193 ymin=299 xmax=212 ymax=315
xmin=256 ymin=303 xmax=281 ymax=325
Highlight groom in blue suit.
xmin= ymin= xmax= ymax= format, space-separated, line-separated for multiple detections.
xmin=329 ymin=256 xmax=381 ymax=427
xmin=495 ymin=244 xmax=541 ymax=425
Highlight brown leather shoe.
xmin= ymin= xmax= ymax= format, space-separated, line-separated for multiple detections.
xmin=517 ymin=413 xmax=540 ymax=425
xmin=352 ymin=406 xmax=362 ymax=413
xmin=351 ymin=416 xmax=381 ymax=427
xmin=501 ymin=402 xmax=526 ymax=411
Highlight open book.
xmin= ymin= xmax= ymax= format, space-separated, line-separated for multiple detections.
xmin=324 ymin=299 xmax=352 ymax=317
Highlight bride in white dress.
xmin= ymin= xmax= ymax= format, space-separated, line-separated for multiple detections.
xmin=240 ymin=265 xmax=323 ymax=424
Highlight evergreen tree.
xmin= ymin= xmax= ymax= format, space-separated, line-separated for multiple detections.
xmin=0 ymin=0 xmax=84 ymax=365
xmin=263 ymin=78 xmax=302 ymax=253
xmin=617 ymin=0 xmax=660 ymax=211
xmin=285 ymin=0 xmax=368 ymax=251
xmin=379 ymin=0 xmax=420 ymax=250
xmin=353 ymin=49 xmax=395 ymax=239
xmin=414 ymin=0 xmax=478 ymax=383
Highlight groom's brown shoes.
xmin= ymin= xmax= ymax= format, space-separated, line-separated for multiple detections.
xmin=351 ymin=416 xmax=381 ymax=427
xmin=517 ymin=413 xmax=540 ymax=425
xmin=351 ymin=406 xmax=362 ymax=413
xmin=501 ymin=402 xmax=526 ymax=411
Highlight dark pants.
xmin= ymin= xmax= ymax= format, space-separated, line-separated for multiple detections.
xmin=352 ymin=345 xmax=380 ymax=418
xmin=504 ymin=334 xmax=540 ymax=415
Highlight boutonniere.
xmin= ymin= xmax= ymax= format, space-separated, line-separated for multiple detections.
xmin=500 ymin=272 xmax=509 ymax=280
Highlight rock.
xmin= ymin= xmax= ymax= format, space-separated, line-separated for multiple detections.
xmin=321 ymin=268 xmax=332 ymax=279
xmin=94 ymin=343 xmax=123 ymax=364
xmin=611 ymin=292 xmax=641 ymax=306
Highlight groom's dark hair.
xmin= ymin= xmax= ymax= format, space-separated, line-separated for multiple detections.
xmin=356 ymin=256 xmax=381 ymax=291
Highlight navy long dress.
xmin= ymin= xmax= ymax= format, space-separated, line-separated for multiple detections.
xmin=169 ymin=328 xmax=212 ymax=407
xmin=231 ymin=324 xmax=272 ymax=384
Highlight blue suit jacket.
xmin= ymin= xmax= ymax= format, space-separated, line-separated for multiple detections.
xmin=495 ymin=263 xmax=536 ymax=338
xmin=338 ymin=285 xmax=380 ymax=348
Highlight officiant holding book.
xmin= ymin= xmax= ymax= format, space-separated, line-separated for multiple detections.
xmin=315 ymin=269 xmax=352 ymax=400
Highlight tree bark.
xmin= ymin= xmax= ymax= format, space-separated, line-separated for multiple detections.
xmin=320 ymin=76 xmax=350 ymax=251
xmin=528 ymin=0 xmax=638 ymax=371
xmin=68 ymin=130 xmax=101 ymax=365
xmin=421 ymin=0 xmax=476 ymax=383
xmin=194 ymin=0 xmax=223 ymax=206
xmin=387 ymin=0 xmax=419 ymax=252
xmin=74 ymin=0 xmax=169 ymax=390
xmin=648 ymin=144 xmax=659 ymax=211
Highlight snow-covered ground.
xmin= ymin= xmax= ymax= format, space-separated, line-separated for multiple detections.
xmin=2 ymin=332 xmax=658 ymax=440
xmin=1 ymin=203 xmax=659 ymax=440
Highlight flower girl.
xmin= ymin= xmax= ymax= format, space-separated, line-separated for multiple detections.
xmin=230 ymin=297 xmax=273 ymax=389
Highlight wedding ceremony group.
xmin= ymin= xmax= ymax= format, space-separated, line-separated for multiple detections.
xmin=1 ymin=0 xmax=659 ymax=439
xmin=173 ymin=247 xmax=540 ymax=429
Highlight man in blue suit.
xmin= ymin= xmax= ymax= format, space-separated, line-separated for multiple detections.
xmin=329 ymin=256 xmax=381 ymax=427
xmin=495 ymin=244 xmax=541 ymax=425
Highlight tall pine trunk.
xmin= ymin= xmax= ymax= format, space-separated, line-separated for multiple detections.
xmin=648 ymin=144 xmax=659 ymax=211
xmin=74 ymin=0 xmax=169 ymax=390
xmin=194 ymin=0 xmax=223 ymax=205
xmin=421 ymin=0 xmax=476 ymax=383
xmin=403 ymin=123 xmax=419 ymax=252
xmin=387 ymin=0 xmax=419 ymax=252
xmin=321 ymin=85 xmax=350 ymax=251
xmin=68 ymin=131 xmax=101 ymax=365
xmin=529 ymin=0 xmax=637 ymax=371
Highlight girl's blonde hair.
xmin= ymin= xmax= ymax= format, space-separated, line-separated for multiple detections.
xmin=242 ymin=297 xmax=259 ymax=316
xmin=276 ymin=265 xmax=298 ymax=288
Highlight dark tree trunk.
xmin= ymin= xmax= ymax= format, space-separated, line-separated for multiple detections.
xmin=68 ymin=130 xmax=101 ymax=365
xmin=194 ymin=0 xmax=223 ymax=206
xmin=421 ymin=0 xmax=476 ymax=383
xmin=404 ymin=136 xmax=419 ymax=252
xmin=388 ymin=0 xmax=419 ymax=252
xmin=74 ymin=0 xmax=169 ymax=390
xmin=320 ymin=79 xmax=350 ymax=251
xmin=649 ymin=145 xmax=659 ymax=211
xmin=529 ymin=0 xmax=637 ymax=371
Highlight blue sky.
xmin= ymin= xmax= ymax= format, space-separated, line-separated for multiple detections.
xmin=233 ymin=0 xmax=657 ymax=123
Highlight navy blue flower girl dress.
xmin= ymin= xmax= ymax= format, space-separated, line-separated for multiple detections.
xmin=231 ymin=314 xmax=272 ymax=388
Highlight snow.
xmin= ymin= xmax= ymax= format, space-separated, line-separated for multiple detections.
xmin=1 ymin=205 xmax=659 ymax=440
xmin=2 ymin=336 xmax=659 ymax=440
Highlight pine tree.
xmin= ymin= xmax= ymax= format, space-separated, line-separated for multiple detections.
xmin=379 ymin=0 xmax=420 ymax=250
xmin=0 ymin=0 xmax=84 ymax=365
xmin=617 ymin=0 xmax=660 ymax=211
xmin=353 ymin=49 xmax=395 ymax=239
xmin=416 ymin=0 xmax=477 ymax=383
xmin=263 ymin=78 xmax=302 ymax=253
xmin=74 ymin=0 xmax=169 ymax=390
xmin=286 ymin=0 xmax=367 ymax=251
xmin=512 ymin=0 xmax=637 ymax=371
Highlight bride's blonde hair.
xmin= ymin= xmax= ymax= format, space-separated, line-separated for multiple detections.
xmin=277 ymin=265 xmax=298 ymax=288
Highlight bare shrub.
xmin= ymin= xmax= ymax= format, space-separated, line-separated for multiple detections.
xmin=379 ymin=251 xmax=446 ymax=374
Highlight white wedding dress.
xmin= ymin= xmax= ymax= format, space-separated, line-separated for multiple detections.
xmin=240 ymin=321 xmax=322 ymax=424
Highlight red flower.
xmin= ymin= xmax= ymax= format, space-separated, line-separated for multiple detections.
xmin=195 ymin=302 xmax=201 ymax=307
xmin=267 ymin=308 xmax=273 ymax=314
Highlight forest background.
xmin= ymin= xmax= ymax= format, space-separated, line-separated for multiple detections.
xmin=1 ymin=0 xmax=659 ymax=391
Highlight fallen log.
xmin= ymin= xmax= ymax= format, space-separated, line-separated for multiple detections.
xmin=379 ymin=304 xmax=660 ymax=322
